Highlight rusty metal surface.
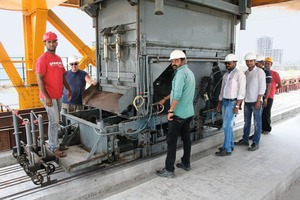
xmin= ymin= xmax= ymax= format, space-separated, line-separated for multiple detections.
xmin=84 ymin=91 xmax=122 ymax=114
xmin=0 ymin=107 xmax=48 ymax=151
xmin=252 ymin=0 xmax=292 ymax=7
xmin=82 ymin=83 xmax=99 ymax=105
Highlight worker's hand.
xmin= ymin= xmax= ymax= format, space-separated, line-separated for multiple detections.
xmin=263 ymin=100 xmax=268 ymax=108
xmin=156 ymin=98 xmax=166 ymax=106
xmin=167 ymin=112 xmax=174 ymax=121
xmin=216 ymin=101 xmax=221 ymax=113
xmin=216 ymin=105 xmax=221 ymax=113
xmin=45 ymin=97 xmax=52 ymax=107
xmin=67 ymin=90 xmax=72 ymax=101
xmin=233 ymin=107 xmax=239 ymax=114
xmin=92 ymin=80 xmax=97 ymax=86
xmin=254 ymin=101 xmax=261 ymax=110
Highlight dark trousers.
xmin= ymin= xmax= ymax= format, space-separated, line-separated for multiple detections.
xmin=165 ymin=116 xmax=192 ymax=172
xmin=262 ymin=98 xmax=274 ymax=132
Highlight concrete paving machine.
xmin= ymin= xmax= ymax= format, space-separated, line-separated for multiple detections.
xmin=12 ymin=0 xmax=251 ymax=186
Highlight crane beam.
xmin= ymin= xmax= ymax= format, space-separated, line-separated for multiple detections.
xmin=0 ymin=1 xmax=95 ymax=109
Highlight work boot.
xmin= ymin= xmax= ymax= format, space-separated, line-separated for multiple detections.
xmin=215 ymin=147 xmax=232 ymax=156
xmin=234 ymin=139 xmax=249 ymax=146
xmin=176 ymin=163 xmax=191 ymax=171
xmin=248 ymin=143 xmax=259 ymax=151
xmin=156 ymin=168 xmax=175 ymax=178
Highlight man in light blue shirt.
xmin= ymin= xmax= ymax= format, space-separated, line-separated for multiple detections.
xmin=156 ymin=50 xmax=195 ymax=178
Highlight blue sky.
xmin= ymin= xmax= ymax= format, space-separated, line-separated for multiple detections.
xmin=0 ymin=4 xmax=300 ymax=64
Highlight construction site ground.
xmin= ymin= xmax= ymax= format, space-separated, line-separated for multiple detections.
xmin=0 ymin=90 xmax=300 ymax=200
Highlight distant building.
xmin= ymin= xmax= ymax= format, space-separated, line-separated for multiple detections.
xmin=256 ymin=36 xmax=273 ymax=55
xmin=266 ymin=49 xmax=283 ymax=65
xmin=256 ymin=36 xmax=283 ymax=64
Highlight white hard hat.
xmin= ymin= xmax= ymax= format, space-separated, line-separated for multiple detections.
xmin=169 ymin=50 xmax=186 ymax=60
xmin=256 ymin=55 xmax=265 ymax=62
xmin=224 ymin=54 xmax=237 ymax=62
xmin=68 ymin=55 xmax=79 ymax=64
xmin=244 ymin=53 xmax=256 ymax=61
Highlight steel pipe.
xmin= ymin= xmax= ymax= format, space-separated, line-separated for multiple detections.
xmin=155 ymin=0 xmax=164 ymax=15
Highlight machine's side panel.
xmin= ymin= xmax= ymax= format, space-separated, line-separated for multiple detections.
xmin=144 ymin=1 xmax=234 ymax=52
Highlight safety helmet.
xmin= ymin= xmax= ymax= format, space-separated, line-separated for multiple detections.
xmin=256 ymin=55 xmax=265 ymax=62
xmin=265 ymin=57 xmax=273 ymax=62
xmin=68 ymin=55 xmax=79 ymax=64
xmin=169 ymin=50 xmax=186 ymax=60
xmin=244 ymin=53 xmax=256 ymax=61
xmin=43 ymin=31 xmax=58 ymax=41
xmin=224 ymin=54 xmax=237 ymax=62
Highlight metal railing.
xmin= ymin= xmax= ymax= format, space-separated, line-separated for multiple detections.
xmin=0 ymin=56 xmax=97 ymax=84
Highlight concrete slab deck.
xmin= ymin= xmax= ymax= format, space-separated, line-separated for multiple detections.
xmin=102 ymin=113 xmax=300 ymax=200
xmin=0 ymin=91 xmax=299 ymax=200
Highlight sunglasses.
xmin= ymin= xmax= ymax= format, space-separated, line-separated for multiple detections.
xmin=225 ymin=62 xmax=231 ymax=65
xmin=70 ymin=62 xmax=79 ymax=66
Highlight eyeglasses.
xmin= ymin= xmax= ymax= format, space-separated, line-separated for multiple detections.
xmin=171 ymin=59 xmax=181 ymax=63
xmin=225 ymin=62 xmax=231 ymax=65
xmin=70 ymin=62 xmax=79 ymax=66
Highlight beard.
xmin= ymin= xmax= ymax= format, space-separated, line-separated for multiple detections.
xmin=46 ymin=46 xmax=56 ymax=53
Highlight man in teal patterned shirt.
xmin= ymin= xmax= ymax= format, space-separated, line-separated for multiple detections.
xmin=156 ymin=50 xmax=195 ymax=178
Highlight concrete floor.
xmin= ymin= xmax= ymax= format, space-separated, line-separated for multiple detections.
xmin=0 ymin=91 xmax=300 ymax=200
xmin=280 ymin=176 xmax=300 ymax=200
xmin=101 ymin=113 xmax=300 ymax=200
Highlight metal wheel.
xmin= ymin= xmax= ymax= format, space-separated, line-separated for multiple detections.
xmin=23 ymin=163 xmax=35 ymax=177
xmin=46 ymin=163 xmax=56 ymax=174
xmin=12 ymin=151 xmax=17 ymax=158
xmin=18 ymin=156 xmax=28 ymax=167
xmin=31 ymin=173 xmax=44 ymax=185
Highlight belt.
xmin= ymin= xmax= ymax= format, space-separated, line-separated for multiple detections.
xmin=223 ymin=98 xmax=237 ymax=101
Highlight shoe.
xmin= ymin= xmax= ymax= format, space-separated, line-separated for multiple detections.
xmin=262 ymin=131 xmax=270 ymax=135
xmin=248 ymin=143 xmax=259 ymax=151
xmin=54 ymin=149 xmax=66 ymax=157
xmin=176 ymin=163 xmax=191 ymax=171
xmin=234 ymin=139 xmax=249 ymax=146
xmin=215 ymin=147 xmax=232 ymax=156
xmin=156 ymin=168 xmax=175 ymax=178
xmin=249 ymin=135 xmax=254 ymax=140
xmin=218 ymin=146 xmax=234 ymax=151
xmin=59 ymin=144 xmax=69 ymax=151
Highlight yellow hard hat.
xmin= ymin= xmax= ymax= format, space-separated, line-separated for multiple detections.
xmin=265 ymin=57 xmax=273 ymax=62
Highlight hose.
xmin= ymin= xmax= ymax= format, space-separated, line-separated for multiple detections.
xmin=133 ymin=95 xmax=145 ymax=111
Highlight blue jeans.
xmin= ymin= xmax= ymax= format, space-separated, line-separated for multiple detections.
xmin=221 ymin=99 xmax=236 ymax=152
xmin=243 ymin=102 xmax=262 ymax=144
xmin=165 ymin=116 xmax=192 ymax=172
xmin=41 ymin=98 xmax=62 ymax=152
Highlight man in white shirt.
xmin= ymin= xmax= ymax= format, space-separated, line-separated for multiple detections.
xmin=215 ymin=54 xmax=246 ymax=156
xmin=235 ymin=53 xmax=266 ymax=151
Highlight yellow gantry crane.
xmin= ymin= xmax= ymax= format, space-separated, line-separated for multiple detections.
xmin=0 ymin=0 xmax=293 ymax=109
xmin=0 ymin=0 xmax=95 ymax=109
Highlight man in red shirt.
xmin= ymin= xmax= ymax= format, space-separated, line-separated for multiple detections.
xmin=262 ymin=57 xmax=282 ymax=134
xmin=36 ymin=31 xmax=72 ymax=157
